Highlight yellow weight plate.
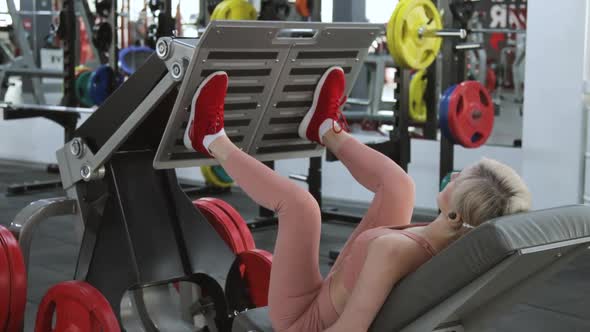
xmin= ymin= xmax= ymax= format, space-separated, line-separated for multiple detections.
xmin=409 ymin=70 xmax=428 ymax=122
xmin=387 ymin=1 xmax=409 ymax=68
xmin=210 ymin=0 xmax=231 ymax=20
xmin=389 ymin=0 xmax=442 ymax=70
xmin=201 ymin=166 xmax=216 ymax=184
xmin=388 ymin=0 xmax=416 ymax=68
xmin=211 ymin=0 xmax=257 ymax=21
xmin=75 ymin=65 xmax=91 ymax=77
xmin=201 ymin=166 xmax=233 ymax=188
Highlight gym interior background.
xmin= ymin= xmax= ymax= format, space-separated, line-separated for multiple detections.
xmin=0 ymin=0 xmax=589 ymax=331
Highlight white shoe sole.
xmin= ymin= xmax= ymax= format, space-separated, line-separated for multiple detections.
xmin=297 ymin=67 xmax=345 ymax=144
xmin=183 ymin=71 xmax=228 ymax=151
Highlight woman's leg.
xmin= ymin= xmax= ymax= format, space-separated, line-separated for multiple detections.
xmin=324 ymin=130 xmax=415 ymax=271
xmin=295 ymin=66 xmax=415 ymax=271
xmin=210 ymin=137 xmax=323 ymax=330
xmin=185 ymin=72 xmax=324 ymax=331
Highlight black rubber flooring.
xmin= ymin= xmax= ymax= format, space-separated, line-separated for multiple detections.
xmin=1 ymin=161 xmax=589 ymax=331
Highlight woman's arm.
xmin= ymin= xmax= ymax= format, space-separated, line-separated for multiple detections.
xmin=324 ymin=234 xmax=417 ymax=332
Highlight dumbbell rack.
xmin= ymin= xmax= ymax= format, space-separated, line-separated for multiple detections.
xmin=41 ymin=20 xmax=381 ymax=329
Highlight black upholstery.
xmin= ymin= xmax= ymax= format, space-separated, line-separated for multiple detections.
xmin=370 ymin=205 xmax=590 ymax=331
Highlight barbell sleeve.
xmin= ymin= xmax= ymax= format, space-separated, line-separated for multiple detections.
xmin=418 ymin=27 xmax=468 ymax=39
xmin=455 ymin=43 xmax=481 ymax=50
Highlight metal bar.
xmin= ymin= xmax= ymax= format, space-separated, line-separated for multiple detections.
xmin=419 ymin=28 xmax=467 ymax=39
xmin=109 ymin=0 xmax=118 ymax=69
xmin=5 ymin=0 xmax=46 ymax=104
xmin=4 ymin=68 xmax=65 ymax=78
xmin=470 ymin=28 xmax=526 ymax=34
xmin=423 ymin=65 xmax=438 ymax=139
xmin=289 ymin=174 xmax=308 ymax=182
xmin=420 ymin=27 xmax=525 ymax=40
xmin=346 ymin=98 xmax=371 ymax=106
xmin=90 ymin=75 xmax=176 ymax=172
xmin=309 ymin=156 xmax=322 ymax=207
xmin=396 ymin=69 xmax=412 ymax=171
xmin=258 ymin=161 xmax=275 ymax=220
xmin=438 ymin=0 xmax=458 ymax=184
xmin=9 ymin=197 xmax=77 ymax=270
xmin=0 ymin=103 xmax=95 ymax=114
xmin=63 ymin=0 xmax=77 ymax=107
xmin=455 ymin=42 xmax=481 ymax=50
xmin=0 ymin=10 xmax=60 ymax=15
xmin=0 ymin=10 xmax=87 ymax=15
xmin=6 ymin=180 xmax=62 ymax=196
xmin=342 ymin=111 xmax=394 ymax=122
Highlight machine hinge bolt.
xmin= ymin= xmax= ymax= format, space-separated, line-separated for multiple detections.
xmin=171 ymin=61 xmax=185 ymax=80
xmin=70 ymin=138 xmax=84 ymax=158
xmin=81 ymin=165 xmax=92 ymax=179
xmin=156 ymin=39 xmax=169 ymax=59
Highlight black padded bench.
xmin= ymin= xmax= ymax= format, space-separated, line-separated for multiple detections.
xmin=232 ymin=205 xmax=590 ymax=332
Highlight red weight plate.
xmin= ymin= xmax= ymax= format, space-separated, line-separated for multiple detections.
xmin=295 ymin=0 xmax=310 ymax=17
xmin=239 ymin=249 xmax=273 ymax=308
xmin=447 ymin=81 xmax=494 ymax=148
xmin=35 ymin=281 xmax=120 ymax=332
xmin=200 ymin=198 xmax=256 ymax=251
xmin=0 ymin=226 xmax=26 ymax=331
xmin=193 ymin=199 xmax=246 ymax=254
xmin=0 ymin=236 xmax=10 ymax=330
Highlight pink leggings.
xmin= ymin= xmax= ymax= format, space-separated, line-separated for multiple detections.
xmin=220 ymin=136 xmax=415 ymax=331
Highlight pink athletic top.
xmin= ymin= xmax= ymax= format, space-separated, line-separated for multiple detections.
xmin=338 ymin=225 xmax=437 ymax=292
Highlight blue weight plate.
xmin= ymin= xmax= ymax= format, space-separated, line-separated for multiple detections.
xmin=439 ymin=84 xmax=457 ymax=144
xmin=89 ymin=65 xmax=123 ymax=106
xmin=118 ymin=46 xmax=154 ymax=75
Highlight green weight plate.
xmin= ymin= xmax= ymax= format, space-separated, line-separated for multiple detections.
xmin=211 ymin=165 xmax=233 ymax=184
xmin=75 ymin=71 xmax=94 ymax=107
xmin=202 ymin=166 xmax=233 ymax=188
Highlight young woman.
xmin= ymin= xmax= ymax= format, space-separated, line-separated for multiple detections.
xmin=184 ymin=67 xmax=531 ymax=332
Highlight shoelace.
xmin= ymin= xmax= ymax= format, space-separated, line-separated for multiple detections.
xmin=332 ymin=96 xmax=349 ymax=134
xmin=207 ymin=106 xmax=224 ymax=134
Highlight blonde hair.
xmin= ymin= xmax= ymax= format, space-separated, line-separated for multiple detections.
xmin=451 ymin=158 xmax=531 ymax=227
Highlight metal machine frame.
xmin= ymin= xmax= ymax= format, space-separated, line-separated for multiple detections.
xmin=44 ymin=20 xmax=381 ymax=329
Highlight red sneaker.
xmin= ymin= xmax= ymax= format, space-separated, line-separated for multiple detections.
xmin=183 ymin=71 xmax=229 ymax=155
xmin=298 ymin=67 xmax=349 ymax=145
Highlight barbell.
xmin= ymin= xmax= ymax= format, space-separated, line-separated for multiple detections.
xmin=387 ymin=0 xmax=525 ymax=70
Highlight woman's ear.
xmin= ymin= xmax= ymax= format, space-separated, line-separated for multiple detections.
xmin=447 ymin=211 xmax=463 ymax=230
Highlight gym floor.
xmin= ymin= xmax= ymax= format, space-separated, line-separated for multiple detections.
xmin=1 ymin=161 xmax=590 ymax=331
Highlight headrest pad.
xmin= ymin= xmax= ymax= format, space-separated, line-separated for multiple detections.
xmin=370 ymin=205 xmax=590 ymax=331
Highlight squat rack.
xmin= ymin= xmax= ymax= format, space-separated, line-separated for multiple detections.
xmin=281 ymin=0 xmax=523 ymax=232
